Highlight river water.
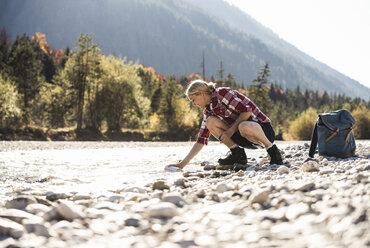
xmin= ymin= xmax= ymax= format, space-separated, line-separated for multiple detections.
xmin=0 ymin=141 xmax=303 ymax=205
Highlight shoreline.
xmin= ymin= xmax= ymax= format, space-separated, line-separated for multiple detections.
xmin=0 ymin=142 xmax=369 ymax=247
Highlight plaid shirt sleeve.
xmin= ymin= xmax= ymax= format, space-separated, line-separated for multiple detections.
xmin=196 ymin=114 xmax=211 ymax=145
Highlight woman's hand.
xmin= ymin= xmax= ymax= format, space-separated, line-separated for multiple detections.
xmin=166 ymin=162 xmax=185 ymax=170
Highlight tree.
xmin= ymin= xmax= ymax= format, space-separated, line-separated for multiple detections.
xmin=98 ymin=56 xmax=149 ymax=131
xmin=63 ymin=34 xmax=101 ymax=131
xmin=158 ymin=76 xmax=178 ymax=130
xmin=218 ymin=61 xmax=224 ymax=80
xmin=0 ymin=29 xmax=11 ymax=72
xmin=351 ymin=105 xmax=370 ymax=139
xmin=0 ymin=75 xmax=21 ymax=128
xmin=288 ymin=107 xmax=318 ymax=140
xmin=200 ymin=51 xmax=206 ymax=79
xmin=8 ymin=34 xmax=43 ymax=124
xmin=248 ymin=62 xmax=272 ymax=114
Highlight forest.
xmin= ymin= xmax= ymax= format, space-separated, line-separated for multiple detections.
xmin=0 ymin=30 xmax=369 ymax=141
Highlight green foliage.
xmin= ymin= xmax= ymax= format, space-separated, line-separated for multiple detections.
xmin=158 ymin=77 xmax=178 ymax=130
xmin=31 ymin=81 xmax=74 ymax=128
xmin=351 ymin=105 xmax=370 ymax=139
xmin=0 ymin=75 xmax=21 ymax=127
xmin=98 ymin=56 xmax=150 ymax=131
xmin=1 ymin=32 xmax=369 ymax=142
xmin=8 ymin=34 xmax=43 ymax=123
xmin=248 ymin=62 xmax=272 ymax=114
xmin=288 ymin=107 xmax=318 ymax=140
xmin=63 ymin=34 xmax=101 ymax=130
xmin=0 ymin=29 xmax=11 ymax=72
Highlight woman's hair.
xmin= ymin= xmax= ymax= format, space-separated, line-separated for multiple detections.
xmin=185 ymin=80 xmax=216 ymax=98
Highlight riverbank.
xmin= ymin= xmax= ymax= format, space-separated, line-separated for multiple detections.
xmin=0 ymin=126 xmax=192 ymax=142
xmin=0 ymin=141 xmax=369 ymax=247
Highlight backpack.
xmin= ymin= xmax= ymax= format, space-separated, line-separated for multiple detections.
xmin=309 ymin=109 xmax=356 ymax=158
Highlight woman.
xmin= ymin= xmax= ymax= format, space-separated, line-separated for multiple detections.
xmin=167 ymin=80 xmax=283 ymax=170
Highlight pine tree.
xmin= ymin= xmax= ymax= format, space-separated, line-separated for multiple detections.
xmin=247 ymin=62 xmax=272 ymax=114
xmin=218 ymin=61 xmax=224 ymax=80
xmin=8 ymin=34 xmax=43 ymax=124
xmin=0 ymin=29 xmax=11 ymax=73
xmin=64 ymin=34 xmax=101 ymax=131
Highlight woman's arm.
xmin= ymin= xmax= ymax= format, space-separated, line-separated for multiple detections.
xmin=167 ymin=142 xmax=204 ymax=169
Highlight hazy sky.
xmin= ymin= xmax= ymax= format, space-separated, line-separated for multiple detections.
xmin=225 ymin=0 xmax=370 ymax=89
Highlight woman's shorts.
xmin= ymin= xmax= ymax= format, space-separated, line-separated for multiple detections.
xmin=230 ymin=122 xmax=275 ymax=149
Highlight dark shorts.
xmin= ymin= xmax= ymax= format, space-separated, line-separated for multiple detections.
xmin=230 ymin=122 xmax=275 ymax=149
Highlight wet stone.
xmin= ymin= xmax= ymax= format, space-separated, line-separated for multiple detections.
xmin=5 ymin=196 xmax=37 ymax=210
xmin=152 ymin=181 xmax=170 ymax=191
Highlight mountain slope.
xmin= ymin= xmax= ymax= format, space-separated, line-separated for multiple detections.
xmin=0 ymin=0 xmax=369 ymax=99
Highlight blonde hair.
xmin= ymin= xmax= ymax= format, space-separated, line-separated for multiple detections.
xmin=185 ymin=80 xmax=216 ymax=98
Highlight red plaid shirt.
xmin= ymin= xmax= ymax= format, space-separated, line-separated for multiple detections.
xmin=196 ymin=87 xmax=270 ymax=145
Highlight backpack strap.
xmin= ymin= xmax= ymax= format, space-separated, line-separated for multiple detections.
xmin=309 ymin=122 xmax=318 ymax=158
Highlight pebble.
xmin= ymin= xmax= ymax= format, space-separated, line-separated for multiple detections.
xmin=152 ymin=181 xmax=170 ymax=191
xmin=46 ymin=192 xmax=68 ymax=201
xmin=277 ymin=166 xmax=290 ymax=174
xmin=0 ymin=218 xmax=25 ymax=239
xmin=57 ymin=201 xmax=85 ymax=221
xmin=302 ymin=161 xmax=320 ymax=172
xmin=295 ymin=182 xmax=315 ymax=191
xmin=5 ymin=195 xmax=37 ymax=210
xmin=162 ymin=193 xmax=187 ymax=207
xmin=0 ymin=142 xmax=369 ymax=247
xmin=249 ymin=190 xmax=270 ymax=205
xmin=148 ymin=202 xmax=179 ymax=218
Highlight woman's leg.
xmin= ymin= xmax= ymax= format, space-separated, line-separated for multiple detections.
xmin=205 ymin=116 xmax=235 ymax=147
xmin=238 ymin=121 xmax=272 ymax=148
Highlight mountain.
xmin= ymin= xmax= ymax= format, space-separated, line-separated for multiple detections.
xmin=1 ymin=0 xmax=369 ymax=100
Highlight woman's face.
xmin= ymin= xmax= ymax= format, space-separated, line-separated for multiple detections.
xmin=188 ymin=92 xmax=210 ymax=109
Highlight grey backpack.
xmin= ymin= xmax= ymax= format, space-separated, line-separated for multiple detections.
xmin=309 ymin=109 xmax=356 ymax=158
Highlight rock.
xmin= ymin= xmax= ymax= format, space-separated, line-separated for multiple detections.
xmin=302 ymin=161 xmax=320 ymax=172
xmin=285 ymin=203 xmax=310 ymax=220
xmin=196 ymin=189 xmax=206 ymax=198
xmin=152 ymin=181 xmax=170 ymax=190
xmin=215 ymin=183 xmax=230 ymax=193
xmin=295 ymin=182 xmax=315 ymax=191
xmin=46 ymin=193 xmax=68 ymax=201
xmin=320 ymin=169 xmax=334 ymax=175
xmin=124 ymin=218 xmax=140 ymax=227
xmin=23 ymin=220 xmax=51 ymax=237
xmin=162 ymin=193 xmax=187 ymax=207
xmin=26 ymin=204 xmax=51 ymax=215
xmin=148 ymin=202 xmax=178 ymax=218
xmin=204 ymin=164 xmax=216 ymax=170
xmin=108 ymin=195 xmax=125 ymax=203
xmin=5 ymin=195 xmax=37 ymax=210
xmin=277 ymin=166 xmax=290 ymax=175
xmin=0 ymin=218 xmax=25 ymax=239
xmin=0 ymin=209 xmax=43 ymax=224
xmin=174 ymin=178 xmax=187 ymax=188
xmin=43 ymin=207 xmax=60 ymax=222
xmin=250 ymin=190 xmax=270 ymax=205
xmin=57 ymin=201 xmax=85 ymax=221
xmin=236 ymin=170 xmax=245 ymax=177
xmin=124 ymin=187 xmax=147 ymax=194
xmin=72 ymin=195 xmax=92 ymax=201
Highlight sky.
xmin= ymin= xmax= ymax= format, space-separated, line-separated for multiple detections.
xmin=225 ymin=0 xmax=370 ymax=89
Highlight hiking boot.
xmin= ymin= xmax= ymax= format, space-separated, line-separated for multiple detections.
xmin=267 ymin=144 xmax=283 ymax=165
xmin=218 ymin=146 xmax=248 ymax=165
